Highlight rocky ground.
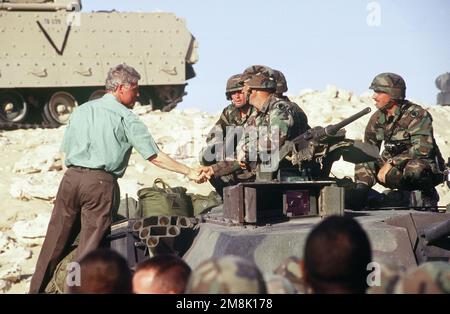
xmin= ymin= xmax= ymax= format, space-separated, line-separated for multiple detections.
xmin=1 ymin=86 xmax=449 ymax=293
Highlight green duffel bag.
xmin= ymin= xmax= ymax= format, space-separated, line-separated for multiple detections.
xmin=189 ymin=191 xmax=222 ymax=215
xmin=45 ymin=239 xmax=78 ymax=294
xmin=113 ymin=196 xmax=140 ymax=222
xmin=137 ymin=178 xmax=194 ymax=217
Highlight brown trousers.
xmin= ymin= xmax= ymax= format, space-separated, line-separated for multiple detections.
xmin=29 ymin=167 xmax=119 ymax=294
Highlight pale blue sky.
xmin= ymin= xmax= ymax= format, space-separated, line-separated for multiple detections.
xmin=83 ymin=1 xmax=450 ymax=112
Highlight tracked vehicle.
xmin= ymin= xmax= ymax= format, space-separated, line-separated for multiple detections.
xmin=0 ymin=0 xmax=198 ymax=128
xmin=46 ymin=107 xmax=450 ymax=293
xmin=113 ymin=107 xmax=450 ymax=272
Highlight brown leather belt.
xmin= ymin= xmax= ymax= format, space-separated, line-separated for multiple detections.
xmin=68 ymin=165 xmax=117 ymax=179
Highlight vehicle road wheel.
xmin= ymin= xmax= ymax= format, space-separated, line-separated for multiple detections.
xmin=44 ymin=91 xmax=78 ymax=125
xmin=0 ymin=91 xmax=28 ymax=123
xmin=88 ymin=89 xmax=106 ymax=101
xmin=154 ymin=85 xmax=186 ymax=112
xmin=135 ymin=89 xmax=153 ymax=108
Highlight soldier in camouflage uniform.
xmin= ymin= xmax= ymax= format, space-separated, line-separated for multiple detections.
xmin=350 ymin=72 xmax=445 ymax=209
xmin=273 ymin=256 xmax=311 ymax=294
xmin=236 ymin=70 xmax=310 ymax=179
xmin=393 ymin=261 xmax=450 ymax=294
xmin=199 ymin=74 xmax=255 ymax=197
xmin=367 ymin=262 xmax=406 ymax=294
xmin=243 ymin=65 xmax=310 ymax=129
xmin=185 ymin=255 xmax=267 ymax=294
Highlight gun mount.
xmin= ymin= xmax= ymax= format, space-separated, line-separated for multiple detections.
xmin=257 ymin=107 xmax=376 ymax=182
xmin=104 ymin=106 xmax=450 ymax=285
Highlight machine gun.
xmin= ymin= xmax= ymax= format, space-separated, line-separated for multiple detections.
xmin=270 ymin=107 xmax=376 ymax=181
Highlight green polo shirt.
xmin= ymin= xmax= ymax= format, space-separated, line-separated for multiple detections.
xmin=61 ymin=93 xmax=159 ymax=178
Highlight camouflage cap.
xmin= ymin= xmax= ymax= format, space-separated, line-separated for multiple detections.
xmin=393 ymin=261 xmax=450 ymax=294
xmin=264 ymin=274 xmax=296 ymax=294
xmin=273 ymin=256 xmax=310 ymax=294
xmin=272 ymin=69 xmax=288 ymax=94
xmin=240 ymin=72 xmax=277 ymax=91
xmin=369 ymin=72 xmax=406 ymax=99
xmin=185 ymin=255 xmax=267 ymax=294
xmin=225 ymin=74 xmax=244 ymax=100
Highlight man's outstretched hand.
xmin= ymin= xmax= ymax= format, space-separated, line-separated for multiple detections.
xmin=197 ymin=166 xmax=214 ymax=183
xmin=186 ymin=166 xmax=214 ymax=183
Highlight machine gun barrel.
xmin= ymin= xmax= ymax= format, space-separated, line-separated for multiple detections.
xmin=422 ymin=218 xmax=450 ymax=244
xmin=324 ymin=107 xmax=371 ymax=136
xmin=278 ymin=106 xmax=373 ymax=163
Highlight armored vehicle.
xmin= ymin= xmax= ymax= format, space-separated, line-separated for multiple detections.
xmin=0 ymin=0 xmax=198 ymax=128
xmin=116 ymin=108 xmax=450 ymax=273
xmin=46 ymin=107 xmax=450 ymax=293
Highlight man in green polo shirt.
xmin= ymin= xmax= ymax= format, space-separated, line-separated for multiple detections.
xmin=29 ymin=64 xmax=207 ymax=293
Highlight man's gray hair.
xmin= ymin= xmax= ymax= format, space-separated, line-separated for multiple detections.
xmin=105 ymin=64 xmax=141 ymax=92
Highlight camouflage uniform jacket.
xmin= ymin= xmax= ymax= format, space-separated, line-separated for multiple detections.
xmin=238 ymin=94 xmax=309 ymax=164
xmin=364 ymin=100 xmax=443 ymax=171
xmin=203 ymin=104 xmax=254 ymax=176
xmin=278 ymin=95 xmax=311 ymax=130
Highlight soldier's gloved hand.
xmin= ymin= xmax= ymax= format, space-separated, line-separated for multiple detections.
xmin=377 ymin=162 xmax=393 ymax=184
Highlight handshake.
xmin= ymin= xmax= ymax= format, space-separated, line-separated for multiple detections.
xmin=186 ymin=166 xmax=215 ymax=184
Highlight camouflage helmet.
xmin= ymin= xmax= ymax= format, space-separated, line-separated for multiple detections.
xmin=243 ymin=64 xmax=273 ymax=76
xmin=272 ymin=69 xmax=288 ymax=94
xmin=185 ymin=255 xmax=267 ymax=294
xmin=240 ymin=72 xmax=277 ymax=91
xmin=243 ymin=65 xmax=287 ymax=94
xmin=225 ymin=74 xmax=244 ymax=100
xmin=393 ymin=261 xmax=450 ymax=294
xmin=369 ymin=72 xmax=406 ymax=99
